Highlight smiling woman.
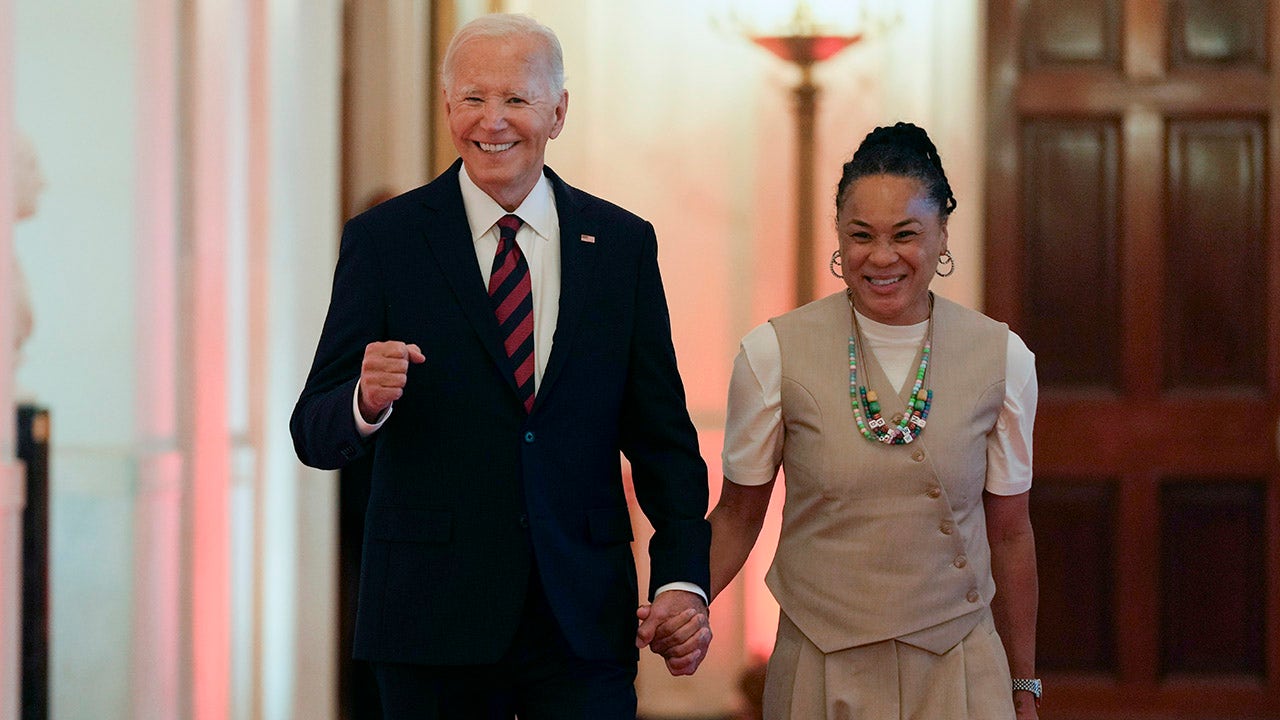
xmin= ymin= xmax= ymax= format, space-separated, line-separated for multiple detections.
xmin=833 ymin=123 xmax=956 ymax=326
xmin=836 ymin=174 xmax=948 ymax=326
xmin=710 ymin=124 xmax=1041 ymax=719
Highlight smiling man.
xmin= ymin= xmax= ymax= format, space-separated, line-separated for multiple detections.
xmin=291 ymin=13 xmax=712 ymax=720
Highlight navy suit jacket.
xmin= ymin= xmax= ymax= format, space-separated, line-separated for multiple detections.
xmin=290 ymin=161 xmax=711 ymax=665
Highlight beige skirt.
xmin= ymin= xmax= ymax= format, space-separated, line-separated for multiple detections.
xmin=762 ymin=608 xmax=1015 ymax=720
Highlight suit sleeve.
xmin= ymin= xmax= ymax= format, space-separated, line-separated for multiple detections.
xmin=290 ymin=216 xmax=387 ymax=470
xmin=618 ymin=222 xmax=712 ymax=600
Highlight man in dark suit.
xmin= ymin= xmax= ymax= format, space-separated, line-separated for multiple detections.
xmin=291 ymin=13 xmax=711 ymax=719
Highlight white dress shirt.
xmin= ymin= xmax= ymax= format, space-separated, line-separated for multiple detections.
xmin=458 ymin=164 xmax=562 ymax=392
xmin=722 ymin=309 xmax=1038 ymax=496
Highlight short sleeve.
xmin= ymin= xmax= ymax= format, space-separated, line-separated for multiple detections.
xmin=721 ymin=322 xmax=784 ymax=486
xmin=985 ymin=331 xmax=1037 ymax=496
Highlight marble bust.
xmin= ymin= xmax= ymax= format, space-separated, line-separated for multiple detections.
xmin=11 ymin=132 xmax=45 ymax=376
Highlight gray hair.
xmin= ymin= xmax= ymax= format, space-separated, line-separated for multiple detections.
xmin=441 ymin=14 xmax=565 ymax=96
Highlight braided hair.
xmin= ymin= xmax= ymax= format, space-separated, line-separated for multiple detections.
xmin=835 ymin=122 xmax=957 ymax=218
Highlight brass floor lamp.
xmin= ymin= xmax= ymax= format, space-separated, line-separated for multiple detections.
xmin=737 ymin=1 xmax=889 ymax=307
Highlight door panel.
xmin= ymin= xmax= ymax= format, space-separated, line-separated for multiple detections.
xmin=1170 ymin=0 xmax=1268 ymax=67
xmin=1021 ymin=120 xmax=1123 ymax=389
xmin=1160 ymin=480 xmax=1267 ymax=677
xmin=987 ymin=1 xmax=1280 ymax=716
xmin=1031 ymin=480 xmax=1119 ymax=674
xmin=1165 ymin=119 xmax=1267 ymax=389
xmin=1024 ymin=0 xmax=1123 ymax=68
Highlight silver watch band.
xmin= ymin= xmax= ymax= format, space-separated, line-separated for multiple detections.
xmin=1011 ymin=678 xmax=1042 ymax=698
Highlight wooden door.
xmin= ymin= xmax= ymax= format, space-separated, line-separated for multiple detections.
xmin=986 ymin=1 xmax=1280 ymax=717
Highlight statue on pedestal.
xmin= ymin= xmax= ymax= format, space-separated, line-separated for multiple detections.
xmin=11 ymin=132 xmax=45 ymax=395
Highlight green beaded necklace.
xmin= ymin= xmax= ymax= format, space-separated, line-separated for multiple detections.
xmin=847 ymin=291 xmax=934 ymax=445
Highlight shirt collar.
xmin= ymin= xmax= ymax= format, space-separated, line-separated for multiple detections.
xmin=458 ymin=164 xmax=557 ymax=244
xmin=854 ymin=308 xmax=929 ymax=344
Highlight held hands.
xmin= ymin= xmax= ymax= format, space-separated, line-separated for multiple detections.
xmin=357 ymin=341 xmax=425 ymax=423
xmin=635 ymin=590 xmax=712 ymax=677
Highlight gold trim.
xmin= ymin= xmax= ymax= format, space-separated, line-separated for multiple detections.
xmin=31 ymin=412 xmax=50 ymax=443
xmin=428 ymin=0 xmax=458 ymax=176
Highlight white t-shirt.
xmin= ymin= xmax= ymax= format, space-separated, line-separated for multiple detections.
xmin=721 ymin=310 xmax=1037 ymax=496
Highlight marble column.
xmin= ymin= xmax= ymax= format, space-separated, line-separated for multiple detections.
xmin=129 ymin=0 xmax=185 ymax=717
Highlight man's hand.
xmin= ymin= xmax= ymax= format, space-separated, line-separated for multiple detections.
xmin=358 ymin=341 xmax=425 ymax=423
xmin=635 ymin=590 xmax=711 ymax=677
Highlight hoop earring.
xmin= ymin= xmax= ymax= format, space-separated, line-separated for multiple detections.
xmin=936 ymin=250 xmax=955 ymax=277
xmin=829 ymin=249 xmax=843 ymax=279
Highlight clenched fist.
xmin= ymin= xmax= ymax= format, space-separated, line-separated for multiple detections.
xmin=358 ymin=341 xmax=425 ymax=423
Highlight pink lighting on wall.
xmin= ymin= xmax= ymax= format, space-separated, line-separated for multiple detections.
xmin=190 ymin=1 xmax=234 ymax=717
xmin=131 ymin=2 xmax=183 ymax=716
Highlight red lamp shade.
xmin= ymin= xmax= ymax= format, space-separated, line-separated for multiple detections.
xmin=750 ymin=33 xmax=863 ymax=66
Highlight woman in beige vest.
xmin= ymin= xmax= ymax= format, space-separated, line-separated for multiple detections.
xmin=706 ymin=123 xmax=1039 ymax=719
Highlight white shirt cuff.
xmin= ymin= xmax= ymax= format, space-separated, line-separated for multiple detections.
xmin=353 ymin=380 xmax=392 ymax=437
xmin=654 ymin=581 xmax=708 ymax=606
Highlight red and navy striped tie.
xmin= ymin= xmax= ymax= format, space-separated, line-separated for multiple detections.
xmin=489 ymin=214 xmax=535 ymax=413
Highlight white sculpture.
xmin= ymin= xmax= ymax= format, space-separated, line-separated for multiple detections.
xmin=11 ymin=132 xmax=45 ymax=381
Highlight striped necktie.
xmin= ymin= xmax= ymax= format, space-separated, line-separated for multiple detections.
xmin=489 ymin=214 xmax=535 ymax=413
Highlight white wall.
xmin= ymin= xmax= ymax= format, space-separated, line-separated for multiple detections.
xmin=14 ymin=0 xmax=139 ymax=716
xmin=12 ymin=0 xmax=343 ymax=716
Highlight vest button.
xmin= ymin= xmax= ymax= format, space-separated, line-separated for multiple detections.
xmin=524 ymin=431 xmax=536 ymax=443
xmin=926 ymin=486 xmax=942 ymax=499
xmin=966 ymin=589 xmax=980 ymax=603
xmin=911 ymin=450 xmax=925 ymax=462
xmin=953 ymin=555 xmax=968 ymax=568
xmin=939 ymin=521 xmax=954 ymax=535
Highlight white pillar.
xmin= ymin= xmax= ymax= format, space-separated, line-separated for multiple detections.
xmin=130 ymin=1 xmax=184 ymax=718
xmin=187 ymin=0 xmax=238 ymax=716
xmin=258 ymin=1 xmax=341 ymax=717
xmin=228 ymin=1 xmax=268 ymax=718
xmin=0 ymin=0 xmax=24 ymax=716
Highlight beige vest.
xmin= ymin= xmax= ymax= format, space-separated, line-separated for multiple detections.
xmin=767 ymin=292 xmax=1007 ymax=655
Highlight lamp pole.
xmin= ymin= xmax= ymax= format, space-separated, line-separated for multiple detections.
xmin=793 ymin=62 xmax=818 ymax=307
xmin=750 ymin=32 xmax=862 ymax=307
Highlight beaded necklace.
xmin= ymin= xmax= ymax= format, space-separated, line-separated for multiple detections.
xmin=847 ymin=291 xmax=934 ymax=445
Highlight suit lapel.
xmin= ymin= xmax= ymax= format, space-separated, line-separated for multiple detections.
xmin=419 ymin=161 xmax=520 ymax=397
xmin=535 ymin=167 xmax=598 ymax=408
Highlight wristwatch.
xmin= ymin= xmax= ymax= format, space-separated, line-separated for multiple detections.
xmin=1011 ymin=678 xmax=1042 ymax=707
